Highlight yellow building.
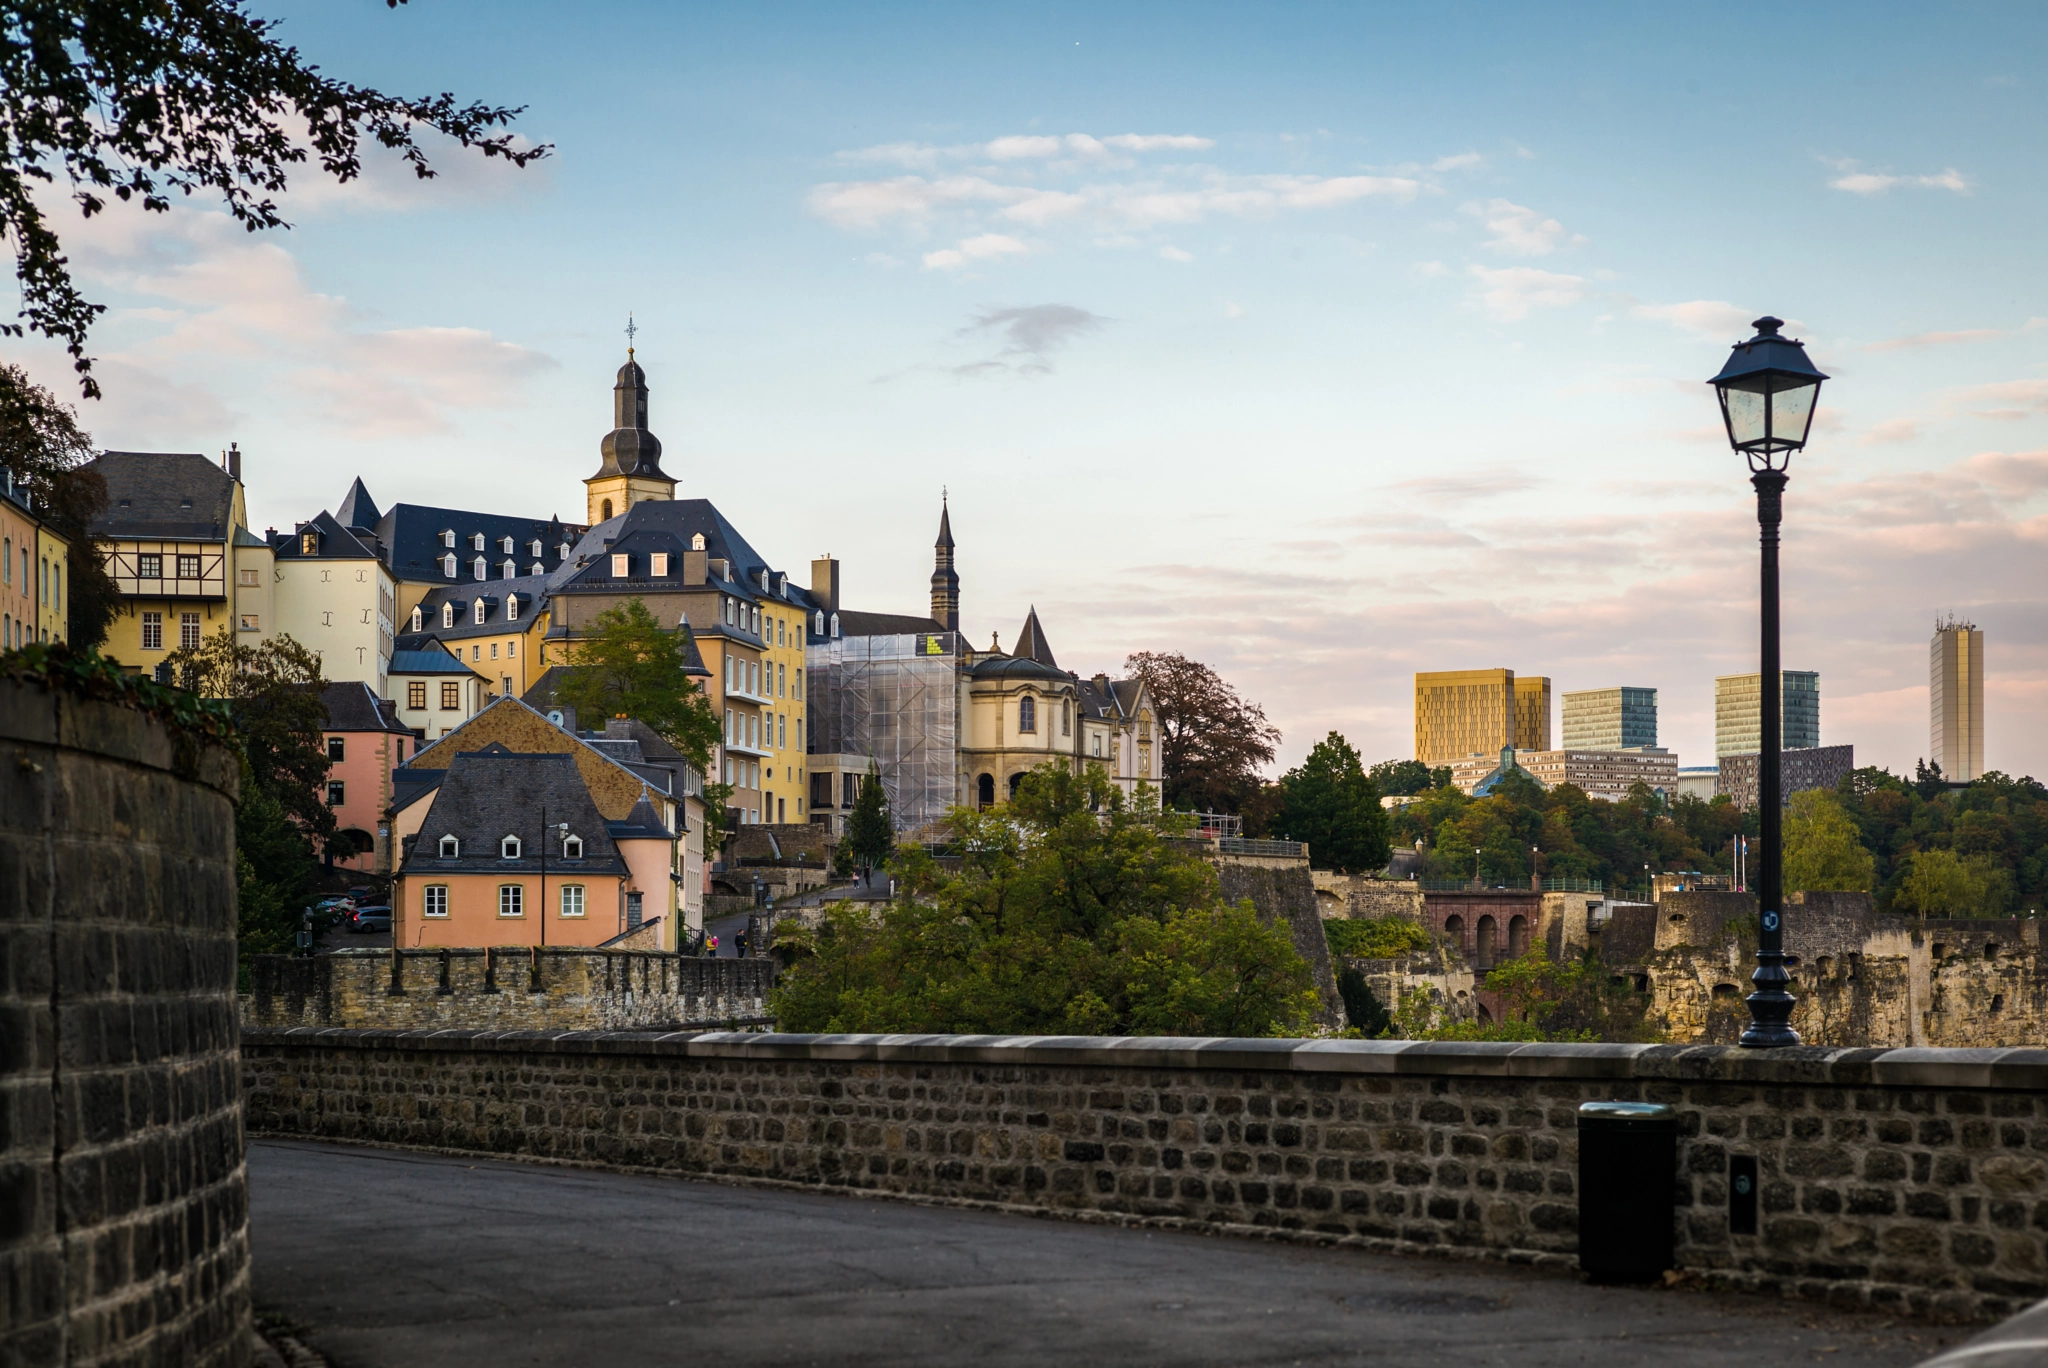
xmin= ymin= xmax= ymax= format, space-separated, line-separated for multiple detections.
xmin=34 ymin=522 xmax=70 ymax=643
xmin=1414 ymin=668 xmax=1550 ymax=765
xmin=83 ymin=449 xmax=272 ymax=671
xmin=402 ymin=575 xmax=552 ymax=703
xmin=1 ymin=469 xmax=68 ymax=648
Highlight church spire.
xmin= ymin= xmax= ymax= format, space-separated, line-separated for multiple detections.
xmin=930 ymin=491 xmax=960 ymax=632
xmin=585 ymin=323 xmax=675 ymax=524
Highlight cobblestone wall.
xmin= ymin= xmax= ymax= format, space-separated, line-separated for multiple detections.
xmin=1 ymin=676 xmax=250 ymax=1367
xmin=242 ymin=1030 xmax=2048 ymax=1322
xmin=241 ymin=948 xmax=773 ymax=1031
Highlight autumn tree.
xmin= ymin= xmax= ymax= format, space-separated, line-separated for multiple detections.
xmin=0 ymin=363 xmax=118 ymax=644
xmin=1123 ymin=650 xmax=1280 ymax=814
xmin=1278 ymin=731 xmax=1392 ymax=873
xmin=0 ymin=0 xmax=547 ymax=394
xmin=1781 ymin=789 xmax=1875 ymax=892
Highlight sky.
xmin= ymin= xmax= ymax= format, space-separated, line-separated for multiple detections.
xmin=10 ymin=1 xmax=2048 ymax=779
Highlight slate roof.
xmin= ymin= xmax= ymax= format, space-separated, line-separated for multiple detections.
xmin=391 ymin=768 xmax=444 ymax=817
xmin=832 ymin=609 xmax=944 ymax=638
xmin=402 ymin=749 xmax=627 ymax=877
xmin=551 ymin=499 xmax=819 ymax=616
xmin=970 ymin=654 xmax=1070 ymax=684
xmin=86 ymin=451 xmax=238 ymax=541
xmin=606 ymin=792 xmax=672 ymax=841
xmin=390 ymin=642 xmax=487 ymax=679
xmin=274 ymin=509 xmax=381 ymax=562
xmin=370 ymin=492 xmax=585 ymax=586
xmin=321 ymin=680 xmax=413 ymax=734
xmin=406 ymin=573 xmax=552 ymax=639
xmin=336 ymin=478 xmax=381 ymax=532
xmin=1012 ymin=607 xmax=1057 ymax=668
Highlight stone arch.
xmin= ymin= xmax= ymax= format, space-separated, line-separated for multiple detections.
xmin=1442 ymin=914 xmax=1465 ymax=953
xmin=1475 ymin=915 xmax=1498 ymax=970
xmin=976 ymin=773 xmax=995 ymax=808
xmin=1507 ymin=913 xmax=1529 ymax=959
xmin=601 ymin=498 xmax=613 ymax=520
xmin=1008 ymin=771 xmax=1026 ymax=799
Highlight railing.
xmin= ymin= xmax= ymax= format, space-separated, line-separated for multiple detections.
xmin=1541 ymin=876 xmax=1606 ymax=893
xmin=1216 ymin=838 xmax=1306 ymax=859
xmin=1414 ymin=879 xmax=1535 ymax=893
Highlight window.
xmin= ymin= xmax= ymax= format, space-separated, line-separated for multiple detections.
xmin=843 ymin=772 xmax=858 ymax=806
xmin=558 ymin=541 xmax=571 ymax=560
xmin=498 ymin=884 xmax=523 ymax=918
xmin=408 ymin=606 xmax=422 ymax=633
xmin=562 ymin=834 xmax=583 ymax=859
xmin=408 ymin=681 xmax=427 ymax=710
xmin=441 ymin=603 xmax=456 ymax=629
xmin=299 ymin=533 xmax=317 ymax=557
xmin=530 ymin=540 xmax=543 ymax=558
xmin=438 ymin=834 xmax=460 ymax=857
xmin=239 ymin=568 xmax=259 ymax=587
xmin=473 ymin=599 xmax=487 ymax=625
xmin=500 ymin=673 xmax=511 ymax=694
xmin=138 ymin=553 xmax=162 ymax=579
xmin=611 ymin=553 xmax=630 ymax=577
xmin=814 ymin=611 xmax=824 ymax=635
xmin=500 ymin=560 xmax=515 ymax=578
xmin=177 ymin=554 xmax=200 ymax=579
xmin=751 ymin=606 xmax=760 ymax=636
xmin=490 ymin=642 xmax=498 ymax=659
xmin=471 ymin=533 xmax=485 ymax=551
xmin=795 ymin=668 xmax=803 ymax=700
xmin=530 ymin=562 xmax=544 ymax=575
xmin=500 ymin=536 xmax=514 ymax=554
xmin=508 ymin=640 xmax=517 ymax=657
xmin=440 ymin=682 xmax=460 ymax=710
xmin=1018 ymin=695 xmax=1037 ymax=733
xmin=239 ymin=614 xmax=259 ymax=632
xmin=141 ymin=612 xmax=163 ymax=650
xmin=1062 ymin=699 xmax=1072 ymax=736
xmin=691 ymin=533 xmax=705 ymax=550
xmin=776 ymin=617 xmax=785 ymax=647
xmin=601 ymin=499 xmax=613 ymax=520
xmin=472 ymin=557 xmax=486 ymax=581
xmin=778 ymin=663 xmax=786 ymax=697
xmin=778 ymin=713 xmax=786 ymax=749
xmin=327 ymin=737 xmax=345 ymax=762
xmin=724 ymin=707 xmax=733 ymax=742
xmin=725 ymin=656 xmax=734 ymax=690
xmin=180 ymin=613 xmax=201 ymax=649
xmin=326 ymin=780 xmax=345 ymax=806
xmin=441 ymin=529 xmax=456 ymax=548
xmin=749 ymin=713 xmax=758 ymax=747
xmin=472 ymin=645 xmax=481 ymax=661
xmin=442 ymin=554 xmax=457 ymax=579
xmin=422 ymin=885 xmax=448 ymax=918
xmin=506 ymin=595 xmax=519 ymax=622
xmin=650 ymin=552 xmax=669 ymax=576
xmin=560 ymin=885 xmax=585 ymax=918
xmin=829 ymin=612 xmax=840 ymax=638
xmin=2 ymin=538 xmax=9 ymax=583
xmin=500 ymin=834 xmax=522 ymax=859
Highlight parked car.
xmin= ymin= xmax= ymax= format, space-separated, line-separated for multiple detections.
xmin=315 ymin=895 xmax=355 ymax=914
xmin=348 ymin=905 xmax=393 ymax=933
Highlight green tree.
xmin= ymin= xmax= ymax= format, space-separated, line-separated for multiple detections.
xmin=0 ymin=364 xmax=119 ymax=645
xmin=1367 ymin=759 xmax=1436 ymax=797
xmin=553 ymin=599 xmax=721 ymax=769
xmin=773 ymin=764 xmax=1319 ymax=1037
xmin=1893 ymin=849 xmax=2011 ymax=918
xmin=843 ymin=760 xmax=894 ymax=876
xmin=1278 ymin=731 xmax=1391 ymax=873
xmin=166 ymin=629 xmax=333 ymax=847
xmin=0 ymin=0 xmax=545 ymax=394
xmin=1781 ymin=788 xmax=1877 ymax=892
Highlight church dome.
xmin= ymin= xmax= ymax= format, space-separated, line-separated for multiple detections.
xmin=591 ymin=350 xmax=669 ymax=481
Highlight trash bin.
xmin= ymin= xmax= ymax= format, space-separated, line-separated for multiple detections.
xmin=1576 ymin=1101 xmax=1678 ymax=1281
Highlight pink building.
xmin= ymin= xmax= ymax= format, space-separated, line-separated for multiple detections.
xmin=320 ymin=680 xmax=416 ymax=875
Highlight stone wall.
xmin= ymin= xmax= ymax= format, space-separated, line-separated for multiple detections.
xmin=241 ymin=1031 xmax=2048 ymax=1322
xmin=1217 ymin=864 xmax=1343 ymax=1031
xmin=1 ymin=675 xmax=251 ymax=1366
xmin=241 ymin=948 xmax=774 ymax=1031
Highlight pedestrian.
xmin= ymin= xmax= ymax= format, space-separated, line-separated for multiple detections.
xmin=736 ymin=929 xmax=749 ymax=958
xmin=707 ymin=934 xmax=719 ymax=956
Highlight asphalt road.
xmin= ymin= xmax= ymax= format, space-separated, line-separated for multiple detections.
xmin=248 ymin=1139 xmax=1950 ymax=1368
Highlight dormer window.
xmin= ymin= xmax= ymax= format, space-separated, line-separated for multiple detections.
xmin=471 ymin=533 xmax=485 ymax=551
xmin=777 ymin=573 xmax=788 ymax=597
xmin=409 ymin=606 xmax=423 ymax=633
xmin=650 ymin=552 xmax=669 ymax=576
xmin=472 ymin=557 xmax=486 ymax=581
xmin=562 ymin=834 xmax=583 ymax=859
xmin=759 ymin=568 xmax=770 ymax=591
xmin=722 ymin=560 xmax=732 ymax=581
xmin=500 ymin=559 xmax=515 ymax=578
xmin=691 ymin=533 xmax=706 ymax=551
xmin=558 ymin=541 xmax=571 ymax=560
xmin=442 ymin=554 xmax=457 ymax=579
xmin=441 ymin=530 xmax=455 ymax=548
xmin=442 ymin=603 xmax=456 ymax=629
xmin=438 ymin=835 xmax=460 ymax=858
xmin=500 ymin=834 xmax=521 ymax=859
xmin=829 ymin=612 xmax=840 ymax=638
xmin=611 ymin=553 xmax=630 ymax=577
xmin=299 ymin=531 xmax=317 ymax=556
xmin=506 ymin=595 xmax=520 ymax=623
xmin=529 ymin=562 xmax=544 ymax=575
xmin=500 ymin=536 xmax=514 ymax=554
xmin=813 ymin=610 xmax=824 ymax=635
xmin=529 ymin=540 xmax=542 ymax=558
xmin=473 ymin=599 xmax=487 ymax=625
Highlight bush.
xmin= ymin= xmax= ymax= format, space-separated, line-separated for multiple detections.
xmin=1324 ymin=916 xmax=1431 ymax=959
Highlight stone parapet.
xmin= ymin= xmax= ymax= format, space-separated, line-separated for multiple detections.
xmin=242 ymin=1031 xmax=2048 ymax=1323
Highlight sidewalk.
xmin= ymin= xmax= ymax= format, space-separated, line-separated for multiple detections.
xmin=250 ymin=1139 xmax=1949 ymax=1368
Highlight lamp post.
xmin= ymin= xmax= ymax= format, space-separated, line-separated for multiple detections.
xmin=1708 ymin=316 xmax=1828 ymax=1049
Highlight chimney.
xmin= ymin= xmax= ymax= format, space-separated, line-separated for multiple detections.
xmin=225 ymin=442 xmax=241 ymax=483
xmin=811 ymin=555 xmax=839 ymax=612
xmin=1093 ymin=672 xmax=1109 ymax=693
xmin=683 ymin=548 xmax=708 ymax=586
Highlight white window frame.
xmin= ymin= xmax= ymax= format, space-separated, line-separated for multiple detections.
xmin=423 ymin=885 xmax=449 ymax=918
xmin=442 ymin=554 xmax=457 ymax=579
xmin=650 ymin=552 xmax=669 ymax=576
xmin=506 ymin=595 xmax=519 ymax=623
xmin=141 ymin=611 xmax=163 ymax=651
xmin=441 ymin=529 xmax=456 ymax=548
xmin=500 ymin=834 xmax=522 ymax=859
xmin=438 ymin=835 xmax=460 ymax=858
xmin=562 ymin=835 xmax=583 ymax=859
xmin=612 ymin=553 xmax=630 ymax=577
xmin=410 ymin=606 xmax=423 ymax=632
xmin=498 ymin=884 xmax=523 ymax=918
xmin=474 ymin=599 xmax=487 ymax=625
xmin=472 ymin=557 xmax=486 ymax=581
xmin=442 ymin=603 xmax=455 ymax=629
xmin=559 ymin=885 xmax=585 ymax=918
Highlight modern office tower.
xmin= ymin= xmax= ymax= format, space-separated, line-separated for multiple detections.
xmin=1930 ymin=616 xmax=1984 ymax=782
xmin=1561 ymin=687 xmax=1658 ymax=751
xmin=1415 ymin=669 xmax=1551 ymax=764
xmin=1714 ymin=671 xmax=1820 ymax=758
xmin=1514 ymin=675 xmax=1552 ymax=751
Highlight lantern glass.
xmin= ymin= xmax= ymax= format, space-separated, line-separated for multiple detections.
xmin=1770 ymin=380 xmax=1818 ymax=449
xmin=1718 ymin=385 xmax=1768 ymax=450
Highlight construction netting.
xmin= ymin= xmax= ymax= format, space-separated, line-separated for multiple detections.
xmin=809 ymin=633 xmax=959 ymax=835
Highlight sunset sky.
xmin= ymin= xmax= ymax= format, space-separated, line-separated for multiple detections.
xmin=12 ymin=2 xmax=2047 ymax=778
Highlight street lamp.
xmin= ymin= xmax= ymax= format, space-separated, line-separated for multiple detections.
xmin=1708 ymin=316 xmax=1828 ymax=1049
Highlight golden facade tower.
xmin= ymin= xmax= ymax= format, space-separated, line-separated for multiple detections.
xmin=1930 ymin=616 xmax=1984 ymax=782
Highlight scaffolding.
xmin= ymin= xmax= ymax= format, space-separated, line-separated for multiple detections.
xmin=809 ymin=633 xmax=959 ymax=835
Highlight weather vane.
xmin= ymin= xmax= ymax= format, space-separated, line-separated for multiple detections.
xmin=625 ymin=313 xmax=637 ymax=358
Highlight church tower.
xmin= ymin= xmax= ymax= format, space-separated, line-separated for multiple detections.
xmin=584 ymin=334 xmax=674 ymax=525
xmin=930 ymin=494 xmax=960 ymax=632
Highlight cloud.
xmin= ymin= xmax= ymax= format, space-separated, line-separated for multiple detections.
xmin=1954 ymin=449 xmax=2048 ymax=498
xmin=1863 ymin=416 xmax=1922 ymax=445
xmin=1466 ymin=265 xmax=1586 ymax=321
xmin=1222 ymin=301 xmax=1244 ymax=319
xmin=922 ymin=233 xmax=1030 ymax=271
xmin=1828 ymin=164 xmax=1971 ymax=195
xmin=1631 ymin=299 xmax=1755 ymax=338
xmin=1158 ymin=245 xmax=1194 ymax=263
xmin=1866 ymin=319 xmax=2044 ymax=351
xmin=987 ymin=135 xmax=1064 ymax=160
xmin=837 ymin=131 xmax=1216 ymax=172
xmin=1414 ymin=260 xmax=1449 ymax=278
xmin=1952 ymin=379 xmax=2048 ymax=419
xmin=952 ymin=304 xmax=1106 ymax=377
xmin=1467 ymin=198 xmax=1581 ymax=256
xmin=1103 ymin=134 xmax=1215 ymax=153
xmin=1105 ymin=173 xmax=1420 ymax=228
xmin=1430 ymin=152 xmax=1485 ymax=172
xmin=806 ymin=175 xmax=1027 ymax=229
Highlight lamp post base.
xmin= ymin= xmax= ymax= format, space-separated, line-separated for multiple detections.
xmin=1740 ymin=946 xmax=1802 ymax=1048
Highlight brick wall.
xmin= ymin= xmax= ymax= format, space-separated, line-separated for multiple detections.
xmin=1 ymin=677 xmax=251 ymax=1367
xmin=241 ymin=1030 xmax=2048 ymax=1322
xmin=241 ymin=948 xmax=774 ymax=1031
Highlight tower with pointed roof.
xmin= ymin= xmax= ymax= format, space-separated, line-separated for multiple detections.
xmin=930 ymin=494 xmax=960 ymax=631
xmin=585 ymin=332 xmax=674 ymax=526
